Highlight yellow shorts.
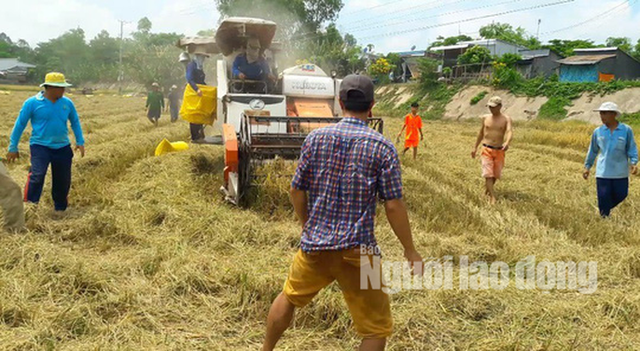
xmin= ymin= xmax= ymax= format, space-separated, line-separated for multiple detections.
xmin=283 ymin=249 xmax=392 ymax=339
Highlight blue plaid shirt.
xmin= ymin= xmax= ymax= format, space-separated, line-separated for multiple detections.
xmin=292 ymin=117 xmax=403 ymax=252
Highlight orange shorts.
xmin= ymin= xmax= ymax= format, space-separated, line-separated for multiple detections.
xmin=405 ymin=139 xmax=419 ymax=148
xmin=283 ymin=249 xmax=392 ymax=338
xmin=481 ymin=147 xmax=505 ymax=179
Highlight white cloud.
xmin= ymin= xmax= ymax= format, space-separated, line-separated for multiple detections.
xmin=150 ymin=0 xmax=221 ymax=37
xmin=0 ymin=0 xmax=119 ymax=46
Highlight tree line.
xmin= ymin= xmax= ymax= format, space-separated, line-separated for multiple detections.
xmin=2 ymin=0 xmax=639 ymax=90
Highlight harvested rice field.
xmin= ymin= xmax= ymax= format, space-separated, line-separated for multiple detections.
xmin=0 ymin=91 xmax=639 ymax=350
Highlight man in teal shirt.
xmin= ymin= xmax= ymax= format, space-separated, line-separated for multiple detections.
xmin=6 ymin=72 xmax=85 ymax=213
xmin=583 ymin=102 xmax=638 ymax=218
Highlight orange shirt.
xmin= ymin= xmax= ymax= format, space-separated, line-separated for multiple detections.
xmin=404 ymin=114 xmax=422 ymax=141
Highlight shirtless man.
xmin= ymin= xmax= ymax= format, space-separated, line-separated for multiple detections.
xmin=471 ymin=96 xmax=513 ymax=204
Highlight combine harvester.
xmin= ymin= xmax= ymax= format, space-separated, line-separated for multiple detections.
xmin=180 ymin=17 xmax=383 ymax=206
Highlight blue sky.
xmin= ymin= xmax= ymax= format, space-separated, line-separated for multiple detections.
xmin=1 ymin=0 xmax=638 ymax=54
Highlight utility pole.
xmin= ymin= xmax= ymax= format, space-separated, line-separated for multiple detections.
xmin=118 ymin=20 xmax=130 ymax=93
xmin=536 ymin=19 xmax=542 ymax=40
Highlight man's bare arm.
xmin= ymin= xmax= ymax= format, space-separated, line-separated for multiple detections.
xmin=290 ymin=188 xmax=309 ymax=227
xmin=503 ymin=116 xmax=513 ymax=150
xmin=384 ymin=199 xmax=423 ymax=274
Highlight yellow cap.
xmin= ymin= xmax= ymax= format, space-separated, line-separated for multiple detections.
xmin=40 ymin=72 xmax=72 ymax=88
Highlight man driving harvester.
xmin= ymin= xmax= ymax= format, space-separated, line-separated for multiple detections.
xmin=232 ymin=36 xmax=276 ymax=88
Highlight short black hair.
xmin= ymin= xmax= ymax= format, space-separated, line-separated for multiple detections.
xmin=342 ymin=90 xmax=373 ymax=112
xmin=411 ymin=102 xmax=419 ymax=108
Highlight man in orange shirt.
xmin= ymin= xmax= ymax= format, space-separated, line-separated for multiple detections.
xmin=396 ymin=102 xmax=423 ymax=160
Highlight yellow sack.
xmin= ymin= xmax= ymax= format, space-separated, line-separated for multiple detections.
xmin=155 ymin=139 xmax=189 ymax=156
xmin=180 ymin=84 xmax=217 ymax=125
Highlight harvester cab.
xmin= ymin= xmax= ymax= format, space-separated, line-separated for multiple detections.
xmin=181 ymin=17 xmax=383 ymax=206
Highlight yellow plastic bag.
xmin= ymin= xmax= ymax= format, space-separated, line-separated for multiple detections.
xmin=180 ymin=84 xmax=217 ymax=125
xmin=155 ymin=139 xmax=189 ymax=156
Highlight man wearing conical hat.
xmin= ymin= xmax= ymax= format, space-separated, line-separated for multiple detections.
xmin=6 ymin=72 xmax=85 ymax=214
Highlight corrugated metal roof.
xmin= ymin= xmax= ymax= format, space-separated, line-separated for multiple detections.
xmin=0 ymin=58 xmax=36 ymax=71
xmin=392 ymin=50 xmax=426 ymax=57
xmin=519 ymin=49 xmax=551 ymax=60
xmin=557 ymin=54 xmax=616 ymax=65
xmin=459 ymin=39 xmax=527 ymax=50
xmin=573 ymin=47 xmax=617 ymax=53
xmin=430 ymin=43 xmax=470 ymax=51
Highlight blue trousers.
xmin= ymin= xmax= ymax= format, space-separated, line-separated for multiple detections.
xmin=25 ymin=144 xmax=73 ymax=211
xmin=596 ymin=178 xmax=629 ymax=218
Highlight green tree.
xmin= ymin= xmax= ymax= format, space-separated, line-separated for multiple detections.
xmin=215 ymin=0 xmax=343 ymax=37
xmin=303 ymin=24 xmax=366 ymax=76
xmin=344 ymin=33 xmax=357 ymax=48
xmin=606 ymin=37 xmax=632 ymax=53
xmin=543 ymin=39 xmax=597 ymax=57
xmin=479 ymin=22 xmax=540 ymax=49
xmin=429 ymin=35 xmax=472 ymax=49
xmin=495 ymin=53 xmax=522 ymax=67
xmin=0 ymin=33 xmax=34 ymax=61
xmin=131 ymin=17 xmax=181 ymax=47
xmin=385 ymin=53 xmax=403 ymax=81
xmin=197 ymin=29 xmax=215 ymax=37
xmin=33 ymin=28 xmax=93 ymax=83
xmin=457 ymin=46 xmax=493 ymax=65
xmin=417 ymin=57 xmax=440 ymax=89
xmin=124 ymin=43 xmax=184 ymax=89
xmin=89 ymin=30 xmax=119 ymax=82
xmin=137 ymin=17 xmax=152 ymax=34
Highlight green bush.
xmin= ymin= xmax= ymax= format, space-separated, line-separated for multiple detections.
xmin=492 ymin=62 xmax=524 ymax=90
xmin=620 ymin=112 xmax=640 ymax=126
xmin=470 ymin=91 xmax=488 ymax=105
xmin=418 ymin=57 xmax=441 ymax=90
xmin=538 ymin=96 xmax=572 ymax=120
xmin=457 ymin=46 xmax=493 ymax=65
xmin=495 ymin=53 xmax=522 ymax=67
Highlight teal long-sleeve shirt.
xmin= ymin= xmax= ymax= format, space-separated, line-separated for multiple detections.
xmin=8 ymin=92 xmax=85 ymax=153
xmin=584 ymin=123 xmax=638 ymax=179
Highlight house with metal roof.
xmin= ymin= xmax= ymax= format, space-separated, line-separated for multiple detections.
xmin=557 ymin=48 xmax=640 ymax=82
xmin=517 ymin=49 xmax=563 ymax=78
xmin=0 ymin=58 xmax=36 ymax=83
xmin=430 ymin=39 xmax=527 ymax=68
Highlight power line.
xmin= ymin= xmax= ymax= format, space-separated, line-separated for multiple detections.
xmin=292 ymin=0 xmax=469 ymax=42
xmin=354 ymin=0 xmax=575 ymax=41
xmin=541 ymin=0 xmax=634 ymax=36
xmin=340 ymin=0 xmax=408 ymax=16
xmin=344 ymin=0 xmax=467 ymax=27
xmin=346 ymin=0 xmax=527 ymax=33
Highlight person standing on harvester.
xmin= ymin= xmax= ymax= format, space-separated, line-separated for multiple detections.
xmin=186 ymin=51 xmax=209 ymax=141
xmin=583 ymin=102 xmax=638 ymax=218
xmin=6 ymin=72 xmax=85 ymax=213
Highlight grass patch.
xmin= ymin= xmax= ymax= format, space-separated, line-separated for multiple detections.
xmin=470 ymin=90 xmax=488 ymax=105
xmin=538 ymin=96 xmax=572 ymax=120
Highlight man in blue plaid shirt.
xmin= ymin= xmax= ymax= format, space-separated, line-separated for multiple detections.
xmin=263 ymin=75 xmax=423 ymax=351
